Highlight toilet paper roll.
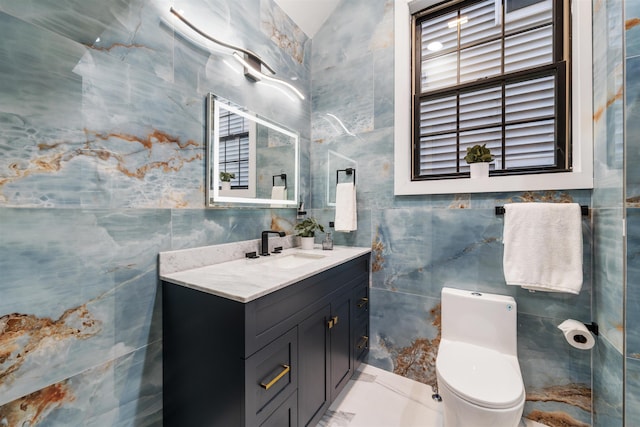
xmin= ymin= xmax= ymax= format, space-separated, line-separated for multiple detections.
xmin=557 ymin=319 xmax=595 ymax=350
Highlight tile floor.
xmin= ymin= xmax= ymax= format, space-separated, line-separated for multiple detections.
xmin=317 ymin=364 xmax=546 ymax=427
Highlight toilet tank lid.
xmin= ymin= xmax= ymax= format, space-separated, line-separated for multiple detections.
xmin=437 ymin=340 xmax=525 ymax=409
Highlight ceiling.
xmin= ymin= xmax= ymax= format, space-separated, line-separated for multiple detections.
xmin=274 ymin=0 xmax=340 ymax=38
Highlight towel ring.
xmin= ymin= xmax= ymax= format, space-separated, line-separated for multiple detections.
xmin=495 ymin=205 xmax=589 ymax=216
xmin=336 ymin=168 xmax=356 ymax=184
xmin=272 ymin=173 xmax=287 ymax=187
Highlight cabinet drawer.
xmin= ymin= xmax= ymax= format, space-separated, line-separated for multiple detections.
xmin=246 ymin=327 xmax=298 ymax=426
xmin=260 ymin=390 xmax=298 ymax=427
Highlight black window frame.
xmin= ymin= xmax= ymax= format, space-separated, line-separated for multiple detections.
xmin=411 ymin=0 xmax=570 ymax=181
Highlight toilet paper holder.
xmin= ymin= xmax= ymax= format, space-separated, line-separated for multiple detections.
xmin=584 ymin=322 xmax=599 ymax=336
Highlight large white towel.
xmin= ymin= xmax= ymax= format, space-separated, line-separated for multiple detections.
xmin=335 ymin=182 xmax=357 ymax=232
xmin=503 ymin=202 xmax=583 ymax=294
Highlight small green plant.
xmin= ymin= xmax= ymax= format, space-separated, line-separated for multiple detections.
xmin=294 ymin=217 xmax=325 ymax=238
xmin=464 ymin=144 xmax=494 ymax=163
xmin=219 ymin=171 xmax=235 ymax=182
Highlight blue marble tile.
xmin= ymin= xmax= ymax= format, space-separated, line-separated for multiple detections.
xmin=373 ymin=47 xmax=394 ymax=130
xmin=593 ymin=208 xmax=624 ymax=352
xmin=311 ymin=54 xmax=375 ymax=143
xmin=0 ymin=0 xmax=138 ymax=46
xmin=626 ymin=0 xmax=640 ymax=59
xmin=593 ymin=336 xmax=623 ymax=426
xmin=0 ymin=341 xmax=162 ymax=425
xmin=0 ymin=208 xmax=170 ymax=405
xmin=625 ymin=56 xmax=640 ymax=199
xmin=626 ymin=208 xmax=640 ymax=356
xmin=312 ymin=0 xmax=392 ymax=69
xmin=368 ymin=288 xmax=440 ymax=384
xmin=169 ymin=208 xmax=297 ymax=250
xmin=627 ymin=356 xmax=640 ymax=425
xmin=517 ymin=313 xmax=591 ymax=425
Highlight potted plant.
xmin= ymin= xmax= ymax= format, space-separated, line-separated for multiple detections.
xmin=294 ymin=217 xmax=325 ymax=250
xmin=464 ymin=144 xmax=494 ymax=179
xmin=219 ymin=171 xmax=235 ymax=190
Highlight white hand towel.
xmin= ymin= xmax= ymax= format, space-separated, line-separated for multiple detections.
xmin=271 ymin=186 xmax=287 ymax=200
xmin=334 ymin=182 xmax=357 ymax=232
xmin=503 ymin=202 xmax=583 ymax=294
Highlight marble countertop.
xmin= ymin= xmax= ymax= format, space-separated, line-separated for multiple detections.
xmin=160 ymin=244 xmax=371 ymax=303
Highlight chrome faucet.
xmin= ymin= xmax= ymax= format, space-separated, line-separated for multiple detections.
xmin=260 ymin=230 xmax=285 ymax=256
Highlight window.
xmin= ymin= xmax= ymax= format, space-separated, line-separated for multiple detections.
xmin=394 ymin=0 xmax=592 ymax=195
xmin=413 ymin=0 xmax=567 ymax=180
xmin=218 ymin=108 xmax=250 ymax=189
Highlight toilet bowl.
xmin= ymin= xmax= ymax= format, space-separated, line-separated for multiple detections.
xmin=436 ymin=287 xmax=525 ymax=427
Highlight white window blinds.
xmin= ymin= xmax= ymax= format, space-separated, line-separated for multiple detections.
xmin=414 ymin=0 xmax=566 ymax=179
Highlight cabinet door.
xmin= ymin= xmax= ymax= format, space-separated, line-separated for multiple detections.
xmin=298 ymin=305 xmax=331 ymax=427
xmin=329 ymin=294 xmax=352 ymax=401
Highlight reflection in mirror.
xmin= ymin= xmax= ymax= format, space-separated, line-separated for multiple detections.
xmin=206 ymin=93 xmax=299 ymax=207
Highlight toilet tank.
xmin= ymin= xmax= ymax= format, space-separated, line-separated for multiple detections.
xmin=441 ymin=287 xmax=518 ymax=357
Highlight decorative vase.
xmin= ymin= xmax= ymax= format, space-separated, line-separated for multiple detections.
xmin=469 ymin=162 xmax=490 ymax=179
xmin=300 ymin=236 xmax=315 ymax=250
xmin=221 ymin=181 xmax=231 ymax=191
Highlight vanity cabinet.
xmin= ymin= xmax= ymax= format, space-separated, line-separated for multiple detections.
xmin=162 ymin=253 xmax=370 ymax=427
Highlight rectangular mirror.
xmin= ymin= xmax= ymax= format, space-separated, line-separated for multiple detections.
xmin=206 ymin=93 xmax=299 ymax=207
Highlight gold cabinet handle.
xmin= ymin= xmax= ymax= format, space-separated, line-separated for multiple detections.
xmin=328 ymin=315 xmax=339 ymax=329
xmin=357 ymin=297 xmax=369 ymax=308
xmin=357 ymin=335 xmax=369 ymax=350
xmin=260 ymin=364 xmax=291 ymax=390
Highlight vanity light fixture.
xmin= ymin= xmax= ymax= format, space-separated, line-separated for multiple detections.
xmin=232 ymin=52 xmax=305 ymax=100
xmin=169 ymin=6 xmax=305 ymax=101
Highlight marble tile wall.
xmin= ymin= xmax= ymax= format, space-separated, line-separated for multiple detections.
xmin=309 ymin=0 xmax=594 ymax=425
xmin=2 ymin=0 xmax=635 ymax=425
xmin=626 ymin=0 xmax=640 ymax=424
xmin=0 ymin=0 xmax=309 ymax=424
xmin=591 ymin=0 xmax=625 ymax=425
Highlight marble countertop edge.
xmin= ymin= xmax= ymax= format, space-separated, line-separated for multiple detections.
xmin=160 ymin=244 xmax=371 ymax=303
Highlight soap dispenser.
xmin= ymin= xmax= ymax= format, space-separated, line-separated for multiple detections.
xmin=322 ymin=232 xmax=333 ymax=250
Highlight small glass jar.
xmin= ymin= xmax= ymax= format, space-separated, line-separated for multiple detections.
xmin=322 ymin=232 xmax=333 ymax=250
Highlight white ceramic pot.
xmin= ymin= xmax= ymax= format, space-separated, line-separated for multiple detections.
xmin=469 ymin=162 xmax=490 ymax=179
xmin=221 ymin=181 xmax=231 ymax=191
xmin=300 ymin=236 xmax=315 ymax=250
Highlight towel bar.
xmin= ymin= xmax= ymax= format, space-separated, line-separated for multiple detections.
xmin=272 ymin=173 xmax=287 ymax=187
xmin=495 ymin=205 xmax=588 ymax=216
xmin=336 ymin=168 xmax=356 ymax=184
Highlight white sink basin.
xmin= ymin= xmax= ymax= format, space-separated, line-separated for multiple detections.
xmin=265 ymin=251 xmax=328 ymax=269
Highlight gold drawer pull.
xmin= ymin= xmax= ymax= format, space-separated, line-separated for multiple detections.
xmin=357 ymin=297 xmax=369 ymax=308
xmin=260 ymin=364 xmax=291 ymax=390
xmin=328 ymin=315 xmax=339 ymax=329
xmin=357 ymin=336 xmax=369 ymax=350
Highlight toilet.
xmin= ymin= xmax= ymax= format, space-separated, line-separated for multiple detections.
xmin=436 ymin=287 xmax=525 ymax=427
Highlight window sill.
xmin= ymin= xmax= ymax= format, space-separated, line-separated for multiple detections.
xmin=394 ymin=170 xmax=593 ymax=195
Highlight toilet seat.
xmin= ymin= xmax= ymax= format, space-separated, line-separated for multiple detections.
xmin=437 ymin=340 xmax=525 ymax=410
